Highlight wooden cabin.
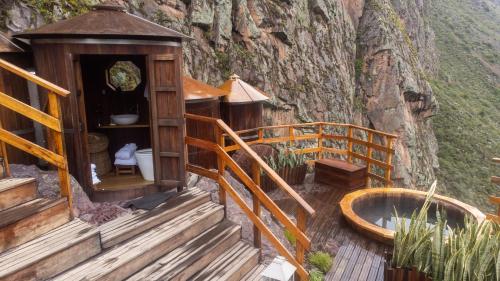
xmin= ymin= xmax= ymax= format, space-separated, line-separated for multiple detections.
xmin=219 ymin=74 xmax=269 ymax=140
xmin=184 ymin=76 xmax=228 ymax=169
xmin=13 ymin=3 xmax=189 ymax=196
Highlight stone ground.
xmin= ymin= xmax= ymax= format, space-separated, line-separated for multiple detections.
xmin=10 ymin=164 xmax=129 ymax=225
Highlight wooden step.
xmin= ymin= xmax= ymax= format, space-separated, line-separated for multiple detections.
xmin=0 ymin=178 xmax=37 ymax=211
xmin=191 ymin=241 xmax=259 ymax=281
xmin=126 ymin=220 xmax=241 ymax=281
xmin=52 ymin=201 xmax=224 ymax=281
xmin=99 ymin=187 xmax=210 ymax=248
xmin=0 ymin=197 xmax=71 ymax=252
xmin=242 ymin=264 xmax=266 ymax=281
xmin=0 ymin=219 xmax=101 ymax=281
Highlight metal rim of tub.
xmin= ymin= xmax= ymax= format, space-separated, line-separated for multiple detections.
xmin=339 ymin=188 xmax=485 ymax=245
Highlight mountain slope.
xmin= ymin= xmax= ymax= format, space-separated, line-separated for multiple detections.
xmin=429 ymin=0 xmax=500 ymax=212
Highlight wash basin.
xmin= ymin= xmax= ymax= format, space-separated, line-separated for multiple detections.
xmin=110 ymin=114 xmax=139 ymax=125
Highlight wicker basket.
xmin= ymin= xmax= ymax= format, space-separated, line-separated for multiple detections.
xmin=88 ymin=133 xmax=111 ymax=176
xmin=88 ymin=133 xmax=109 ymax=153
xmin=90 ymin=150 xmax=112 ymax=176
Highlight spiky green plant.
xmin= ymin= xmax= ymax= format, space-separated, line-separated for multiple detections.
xmin=309 ymin=268 xmax=324 ymax=281
xmin=392 ymin=180 xmax=500 ymax=281
xmin=264 ymin=147 xmax=307 ymax=171
xmin=392 ymin=181 xmax=437 ymax=270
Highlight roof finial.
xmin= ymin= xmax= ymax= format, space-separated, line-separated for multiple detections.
xmin=229 ymin=74 xmax=240 ymax=80
xmin=93 ymin=1 xmax=126 ymax=12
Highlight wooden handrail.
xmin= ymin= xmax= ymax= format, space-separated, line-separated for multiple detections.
xmin=0 ymin=91 xmax=62 ymax=132
xmin=0 ymin=59 xmax=69 ymax=97
xmin=185 ymin=113 xmax=314 ymax=280
xmin=225 ymin=122 xmax=397 ymax=187
xmin=0 ymin=59 xmax=72 ymax=210
xmin=216 ymin=119 xmax=316 ymax=217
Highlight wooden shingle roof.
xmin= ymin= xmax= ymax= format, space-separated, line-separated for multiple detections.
xmin=183 ymin=76 xmax=229 ymax=101
xmin=14 ymin=3 xmax=189 ymax=41
xmin=219 ymin=74 xmax=269 ymax=104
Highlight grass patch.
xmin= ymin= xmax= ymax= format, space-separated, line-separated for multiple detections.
xmin=309 ymin=268 xmax=324 ymax=281
xmin=308 ymin=251 xmax=333 ymax=274
xmin=283 ymin=229 xmax=296 ymax=247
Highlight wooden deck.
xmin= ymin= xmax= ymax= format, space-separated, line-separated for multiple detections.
xmin=275 ymin=183 xmax=389 ymax=281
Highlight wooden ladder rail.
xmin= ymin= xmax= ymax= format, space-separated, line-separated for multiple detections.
xmin=487 ymin=157 xmax=500 ymax=223
xmin=0 ymin=58 xmax=72 ymax=209
xmin=185 ymin=113 xmax=315 ymax=281
xmin=224 ymin=122 xmax=398 ymax=187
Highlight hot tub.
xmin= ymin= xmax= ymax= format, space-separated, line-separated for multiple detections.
xmin=339 ymin=188 xmax=485 ymax=244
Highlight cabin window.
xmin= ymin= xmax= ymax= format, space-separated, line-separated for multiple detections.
xmin=106 ymin=61 xmax=141 ymax=92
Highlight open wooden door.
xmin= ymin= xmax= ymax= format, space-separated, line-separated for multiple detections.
xmin=71 ymin=55 xmax=92 ymax=193
xmin=148 ymin=53 xmax=186 ymax=191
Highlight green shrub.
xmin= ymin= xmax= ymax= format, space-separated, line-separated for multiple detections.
xmin=284 ymin=229 xmax=296 ymax=247
xmin=309 ymin=269 xmax=324 ymax=281
xmin=308 ymin=251 xmax=333 ymax=274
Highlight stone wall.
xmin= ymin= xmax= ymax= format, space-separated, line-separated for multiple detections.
xmin=0 ymin=0 xmax=439 ymax=188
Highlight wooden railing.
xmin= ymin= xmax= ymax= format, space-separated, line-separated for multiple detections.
xmin=185 ymin=113 xmax=316 ymax=280
xmin=0 ymin=58 xmax=72 ymax=209
xmin=225 ymin=122 xmax=398 ymax=187
xmin=487 ymin=157 xmax=500 ymax=223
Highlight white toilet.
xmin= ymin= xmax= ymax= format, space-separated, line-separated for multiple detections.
xmin=135 ymin=148 xmax=154 ymax=181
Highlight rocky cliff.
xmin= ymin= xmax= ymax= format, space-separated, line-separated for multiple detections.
xmin=0 ymin=0 xmax=439 ymax=189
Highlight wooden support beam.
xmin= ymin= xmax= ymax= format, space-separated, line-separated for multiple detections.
xmin=46 ymin=92 xmax=73 ymax=212
xmin=251 ymin=161 xmax=262 ymax=251
xmin=347 ymin=126 xmax=353 ymax=163
xmin=365 ymin=132 xmax=373 ymax=187
xmin=0 ymin=119 xmax=9 ymax=177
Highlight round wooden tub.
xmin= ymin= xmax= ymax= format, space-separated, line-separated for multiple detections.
xmin=339 ymin=188 xmax=485 ymax=245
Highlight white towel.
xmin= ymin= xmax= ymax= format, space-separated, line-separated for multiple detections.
xmin=114 ymin=157 xmax=137 ymax=166
xmin=115 ymin=143 xmax=138 ymax=160
xmin=90 ymin=163 xmax=100 ymax=185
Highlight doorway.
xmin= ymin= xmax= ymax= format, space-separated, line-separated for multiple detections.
xmin=78 ymin=54 xmax=153 ymax=193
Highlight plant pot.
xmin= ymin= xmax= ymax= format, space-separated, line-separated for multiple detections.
xmin=384 ymin=260 xmax=432 ymax=281
xmin=260 ymin=164 xmax=307 ymax=192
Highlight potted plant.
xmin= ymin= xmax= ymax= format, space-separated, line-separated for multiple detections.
xmin=385 ymin=182 xmax=500 ymax=281
xmin=261 ymin=148 xmax=308 ymax=192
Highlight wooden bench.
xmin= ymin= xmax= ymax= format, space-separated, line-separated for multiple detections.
xmin=314 ymin=158 xmax=367 ymax=189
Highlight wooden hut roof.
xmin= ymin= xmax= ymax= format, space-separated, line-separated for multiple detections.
xmin=0 ymin=32 xmax=26 ymax=53
xmin=219 ymin=74 xmax=270 ymax=104
xmin=14 ymin=3 xmax=190 ymax=41
xmin=183 ymin=76 xmax=229 ymax=101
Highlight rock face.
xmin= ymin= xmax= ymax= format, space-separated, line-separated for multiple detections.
xmin=0 ymin=0 xmax=438 ymax=188
xmin=355 ymin=0 xmax=439 ymax=188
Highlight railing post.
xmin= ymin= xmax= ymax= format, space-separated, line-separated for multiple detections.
xmin=289 ymin=127 xmax=295 ymax=146
xmin=296 ymin=206 xmax=307 ymax=273
xmin=0 ymin=120 xmax=10 ymax=178
xmin=365 ymin=132 xmax=373 ymax=187
xmin=258 ymin=128 xmax=263 ymax=143
xmin=214 ymin=126 xmax=227 ymax=213
xmin=384 ymin=137 xmax=395 ymax=186
xmin=251 ymin=160 xmax=262 ymax=251
xmin=46 ymin=92 xmax=73 ymax=212
xmin=317 ymin=124 xmax=323 ymax=159
xmin=347 ymin=126 xmax=353 ymax=163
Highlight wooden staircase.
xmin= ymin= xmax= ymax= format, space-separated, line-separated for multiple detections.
xmin=0 ymin=178 xmax=263 ymax=281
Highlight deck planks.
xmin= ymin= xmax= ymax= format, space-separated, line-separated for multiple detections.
xmin=276 ymin=184 xmax=389 ymax=281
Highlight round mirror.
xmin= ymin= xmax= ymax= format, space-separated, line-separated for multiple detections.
xmin=106 ymin=61 xmax=141 ymax=91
